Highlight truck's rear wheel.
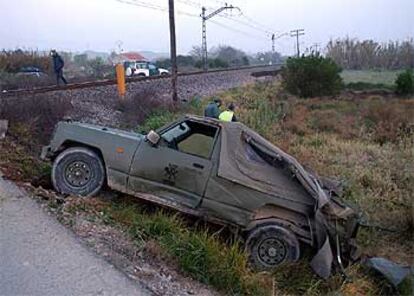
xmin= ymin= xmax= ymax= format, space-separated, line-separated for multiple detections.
xmin=246 ymin=224 xmax=300 ymax=270
xmin=52 ymin=147 xmax=105 ymax=196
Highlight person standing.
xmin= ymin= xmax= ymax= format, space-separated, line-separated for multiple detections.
xmin=51 ymin=50 xmax=67 ymax=85
xmin=204 ymin=98 xmax=222 ymax=119
xmin=219 ymin=103 xmax=237 ymax=122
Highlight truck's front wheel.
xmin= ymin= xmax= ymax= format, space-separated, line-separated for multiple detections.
xmin=52 ymin=147 xmax=105 ymax=196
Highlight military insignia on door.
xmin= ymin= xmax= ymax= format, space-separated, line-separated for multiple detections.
xmin=164 ymin=163 xmax=178 ymax=185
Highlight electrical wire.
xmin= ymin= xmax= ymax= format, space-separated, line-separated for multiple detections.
xmin=177 ymin=0 xmax=277 ymax=38
xmin=176 ymin=0 xmax=216 ymax=10
xmin=115 ymin=0 xmax=270 ymax=44
xmin=218 ymin=14 xmax=273 ymax=37
xmin=115 ymin=0 xmax=200 ymax=17
xmin=209 ymin=19 xmax=268 ymax=41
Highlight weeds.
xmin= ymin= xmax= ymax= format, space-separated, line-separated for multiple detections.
xmin=117 ymin=88 xmax=170 ymax=129
xmin=0 ymin=95 xmax=72 ymax=146
xmin=105 ymin=202 xmax=270 ymax=295
xmin=0 ymin=50 xmax=51 ymax=73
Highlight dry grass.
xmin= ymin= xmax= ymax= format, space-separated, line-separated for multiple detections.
xmin=0 ymin=95 xmax=73 ymax=147
xmin=0 ymin=50 xmax=51 ymax=73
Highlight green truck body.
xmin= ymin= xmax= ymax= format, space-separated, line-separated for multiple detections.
xmin=41 ymin=115 xmax=360 ymax=278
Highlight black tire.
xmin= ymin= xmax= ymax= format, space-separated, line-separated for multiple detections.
xmin=246 ymin=224 xmax=300 ymax=270
xmin=52 ymin=147 xmax=105 ymax=196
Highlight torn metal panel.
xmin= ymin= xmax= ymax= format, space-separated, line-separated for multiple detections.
xmin=364 ymin=257 xmax=413 ymax=288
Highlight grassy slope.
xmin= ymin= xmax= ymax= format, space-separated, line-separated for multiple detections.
xmin=1 ymin=81 xmax=413 ymax=295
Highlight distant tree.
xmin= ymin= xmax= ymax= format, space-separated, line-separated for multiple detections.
xmin=189 ymin=46 xmax=203 ymax=61
xmin=326 ymin=38 xmax=414 ymax=70
xmin=74 ymin=54 xmax=88 ymax=67
xmin=211 ymin=45 xmax=249 ymax=67
xmin=254 ymin=51 xmax=283 ymax=65
xmin=88 ymin=57 xmax=106 ymax=78
xmin=209 ymin=58 xmax=229 ymax=68
xmin=155 ymin=55 xmax=196 ymax=69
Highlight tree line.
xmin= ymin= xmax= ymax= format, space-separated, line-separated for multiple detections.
xmin=325 ymin=38 xmax=414 ymax=70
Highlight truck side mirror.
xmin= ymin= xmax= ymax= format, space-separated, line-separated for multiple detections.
xmin=147 ymin=130 xmax=160 ymax=146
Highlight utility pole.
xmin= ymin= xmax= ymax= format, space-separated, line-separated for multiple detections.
xmin=201 ymin=7 xmax=207 ymax=71
xmin=311 ymin=43 xmax=320 ymax=54
xmin=270 ymin=32 xmax=288 ymax=64
xmin=168 ymin=0 xmax=178 ymax=101
xmin=201 ymin=4 xmax=238 ymax=71
xmin=290 ymin=29 xmax=305 ymax=57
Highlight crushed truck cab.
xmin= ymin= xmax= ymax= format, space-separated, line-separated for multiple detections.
xmin=41 ymin=115 xmax=360 ymax=278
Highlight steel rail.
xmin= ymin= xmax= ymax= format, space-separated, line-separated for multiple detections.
xmin=0 ymin=64 xmax=282 ymax=98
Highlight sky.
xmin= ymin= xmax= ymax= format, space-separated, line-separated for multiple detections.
xmin=0 ymin=0 xmax=413 ymax=56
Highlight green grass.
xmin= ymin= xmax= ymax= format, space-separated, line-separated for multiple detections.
xmin=341 ymin=70 xmax=402 ymax=86
xmin=104 ymin=202 xmax=270 ymax=295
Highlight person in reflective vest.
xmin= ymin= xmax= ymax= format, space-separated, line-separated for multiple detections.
xmin=219 ymin=103 xmax=237 ymax=122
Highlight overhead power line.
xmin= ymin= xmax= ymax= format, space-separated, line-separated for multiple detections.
xmin=177 ymin=0 xmax=276 ymax=37
xmin=176 ymin=0 xmax=215 ymax=10
xmin=209 ymin=19 xmax=268 ymax=41
xmin=116 ymin=0 xmax=199 ymax=17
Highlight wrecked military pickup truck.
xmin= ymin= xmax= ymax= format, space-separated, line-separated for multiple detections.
xmin=41 ymin=115 xmax=360 ymax=278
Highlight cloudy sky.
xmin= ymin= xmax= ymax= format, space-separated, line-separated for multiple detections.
xmin=0 ymin=0 xmax=412 ymax=55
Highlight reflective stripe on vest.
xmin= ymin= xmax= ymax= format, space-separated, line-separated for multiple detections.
xmin=219 ymin=110 xmax=234 ymax=122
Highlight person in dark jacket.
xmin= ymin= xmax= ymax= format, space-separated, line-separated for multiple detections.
xmin=51 ymin=50 xmax=67 ymax=85
xmin=204 ymin=98 xmax=222 ymax=119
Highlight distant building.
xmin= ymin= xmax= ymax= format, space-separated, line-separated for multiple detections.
xmin=110 ymin=52 xmax=147 ymax=65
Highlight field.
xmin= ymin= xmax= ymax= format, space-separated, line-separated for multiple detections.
xmin=341 ymin=70 xmax=402 ymax=86
xmin=0 ymin=80 xmax=413 ymax=295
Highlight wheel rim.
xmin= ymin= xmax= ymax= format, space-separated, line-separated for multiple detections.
xmin=64 ymin=161 xmax=92 ymax=187
xmin=257 ymin=238 xmax=287 ymax=266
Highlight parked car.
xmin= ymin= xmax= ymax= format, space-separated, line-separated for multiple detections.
xmin=124 ymin=61 xmax=169 ymax=77
xmin=41 ymin=115 xmax=360 ymax=278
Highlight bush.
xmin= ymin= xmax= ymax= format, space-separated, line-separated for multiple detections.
xmin=395 ymin=69 xmax=414 ymax=95
xmin=117 ymin=90 xmax=166 ymax=129
xmin=0 ymin=96 xmax=72 ymax=147
xmin=281 ymin=54 xmax=343 ymax=97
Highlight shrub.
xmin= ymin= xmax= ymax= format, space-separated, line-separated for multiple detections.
xmin=117 ymin=88 xmax=173 ymax=130
xmin=395 ymin=69 xmax=414 ymax=95
xmin=0 ymin=96 xmax=72 ymax=146
xmin=281 ymin=54 xmax=343 ymax=97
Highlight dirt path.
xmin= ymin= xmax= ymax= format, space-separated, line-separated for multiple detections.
xmin=0 ymin=175 xmax=151 ymax=296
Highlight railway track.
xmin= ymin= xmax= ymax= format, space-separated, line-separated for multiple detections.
xmin=0 ymin=64 xmax=281 ymax=97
